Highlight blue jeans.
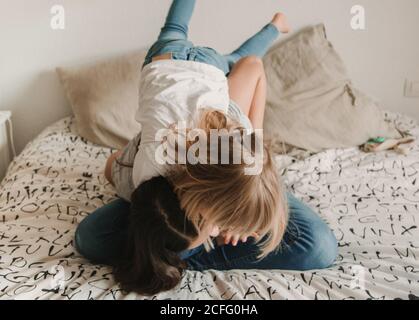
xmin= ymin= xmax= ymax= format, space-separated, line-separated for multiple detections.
xmin=142 ymin=0 xmax=280 ymax=75
xmin=75 ymin=194 xmax=338 ymax=271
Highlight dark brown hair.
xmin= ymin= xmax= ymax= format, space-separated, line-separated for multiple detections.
xmin=113 ymin=176 xmax=199 ymax=296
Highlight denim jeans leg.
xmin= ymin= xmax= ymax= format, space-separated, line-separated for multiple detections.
xmin=193 ymin=23 xmax=280 ymax=75
xmin=157 ymin=0 xmax=197 ymax=41
xmin=224 ymin=23 xmax=280 ymax=69
xmin=76 ymin=198 xmax=205 ymax=265
xmin=143 ymin=0 xmax=197 ymax=67
xmin=76 ymin=194 xmax=338 ymax=271
xmin=185 ymin=193 xmax=338 ymax=271
xmin=75 ymin=199 xmax=131 ymax=266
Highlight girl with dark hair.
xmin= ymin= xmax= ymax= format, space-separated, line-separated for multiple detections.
xmin=113 ymin=177 xmax=199 ymax=295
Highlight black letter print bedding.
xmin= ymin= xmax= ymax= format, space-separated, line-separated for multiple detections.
xmin=0 ymin=113 xmax=419 ymax=300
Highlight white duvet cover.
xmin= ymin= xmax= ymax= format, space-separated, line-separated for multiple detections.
xmin=0 ymin=113 xmax=418 ymax=300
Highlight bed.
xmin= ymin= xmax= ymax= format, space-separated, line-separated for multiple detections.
xmin=1 ymin=112 xmax=418 ymax=300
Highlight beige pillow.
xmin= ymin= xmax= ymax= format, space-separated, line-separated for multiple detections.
xmin=263 ymin=24 xmax=401 ymax=152
xmin=57 ymin=51 xmax=146 ymax=149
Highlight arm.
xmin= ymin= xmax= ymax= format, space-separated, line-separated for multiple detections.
xmin=105 ymin=150 xmax=123 ymax=186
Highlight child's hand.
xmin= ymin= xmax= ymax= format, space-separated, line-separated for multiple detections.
xmin=271 ymin=12 xmax=291 ymax=34
xmin=217 ymin=231 xmax=260 ymax=247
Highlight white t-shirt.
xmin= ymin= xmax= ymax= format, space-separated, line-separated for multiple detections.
xmin=132 ymin=59 xmax=230 ymax=188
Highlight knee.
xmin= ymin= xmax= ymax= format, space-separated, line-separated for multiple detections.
xmin=300 ymin=221 xmax=338 ymax=270
xmin=74 ymin=200 xmax=130 ymax=265
xmin=239 ymin=55 xmax=264 ymax=71
xmin=74 ymin=217 xmax=95 ymax=259
xmin=74 ymin=214 xmax=107 ymax=263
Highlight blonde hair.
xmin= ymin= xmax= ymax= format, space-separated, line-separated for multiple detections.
xmin=167 ymin=110 xmax=289 ymax=259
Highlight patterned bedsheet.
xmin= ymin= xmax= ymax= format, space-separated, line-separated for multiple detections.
xmin=1 ymin=113 xmax=418 ymax=300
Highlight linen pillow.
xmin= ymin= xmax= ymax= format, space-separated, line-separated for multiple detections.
xmin=263 ymin=24 xmax=401 ymax=153
xmin=57 ymin=51 xmax=146 ymax=149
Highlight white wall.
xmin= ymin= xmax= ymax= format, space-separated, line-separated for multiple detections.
xmin=1 ymin=0 xmax=418 ymax=153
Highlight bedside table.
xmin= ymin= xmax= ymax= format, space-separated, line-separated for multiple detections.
xmin=0 ymin=111 xmax=16 ymax=181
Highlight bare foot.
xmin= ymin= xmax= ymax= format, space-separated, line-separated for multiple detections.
xmin=271 ymin=12 xmax=291 ymax=34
